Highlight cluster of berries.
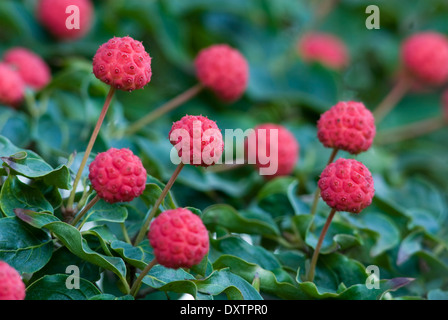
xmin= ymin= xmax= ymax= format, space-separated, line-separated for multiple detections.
xmin=3 ymin=0 xmax=448 ymax=298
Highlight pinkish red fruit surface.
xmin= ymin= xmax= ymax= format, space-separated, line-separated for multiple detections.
xmin=401 ymin=32 xmax=448 ymax=86
xmin=37 ymin=0 xmax=94 ymax=40
xmin=4 ymin=47 xmax=51 ymax=90
xmin=169 ymin=115 xmax=224 ymax=167
xmin=92 ymin=36 xmax=152 ymax=92
xmin=89 ymin=148 xmax=147 ymax=203
xmin=317 ymin=101 xmax=376 ymax=155
xmin=246 ymin=123 xmax=299 ymax=178
xmin=318 ymin=158 xmax=374 ymax=214
xmin=148 ymin=208 xmax=209 ymax=269
xmin=0 ymin=63 xmax=25 ymax=108
xmin=195 ymin=44 xmax=249 ymax=102
xmin=0 ymin=261 xmax=26 ymax=300
xmin=298 ymin=32 xmax=350 ymax=70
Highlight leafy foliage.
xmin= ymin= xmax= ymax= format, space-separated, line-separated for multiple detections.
xmin=1 ymin=0 xmax=448 ymax=300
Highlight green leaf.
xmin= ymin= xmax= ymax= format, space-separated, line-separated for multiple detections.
xmin=82 ymin=194 xmax=128 ymax=224
xmin=305 ymin=218 xmax=362 ymax=254
xmin=202 ymin=204 xmax=280 ymax=236
xmin=0 ymin=175 xmax=54 ymax=216
xmin=26 ymin=274 xmax=101 ymax=300
xmin=213 ymin=254 xmax=413 ymax=300
xmin=397 ymin=229 xmax=424 ymax=266
xmin=345 ymin=211 xmax=400 ymax=257
xmin=139 ymin=181 xmax=177 ymax=212
xmin=0 ymin=135 xmax=71 ymax=189
xmin=110 ymin=240 xmax=154 ymax=270
xmin=213 ymin=254 xmax=308 ymax=299
xmin=30 ymin=246 xmax=102 ymax=284
xmin=210 ymin=235 xmax=283 ymax=272
xmin=140 ymin=265 xmax=262 ymax=300
xmin=15 ymin=210 xmax=128 ymax=286
xmin=255 ymin=176 xmax=297 ymax=217
xmin=0 ymin=216 xmax=53 ymax=273
xmin=89 ymin=294 xmax=134 ymax=300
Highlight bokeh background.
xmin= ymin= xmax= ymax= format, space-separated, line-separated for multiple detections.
xmin=1 ymin=0 xmax=448 ymax=299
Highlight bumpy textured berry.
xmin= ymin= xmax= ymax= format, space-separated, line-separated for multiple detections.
xmin=169 ymin=115 xmax=224 ymax=167
xmin=195 ymin=44 xmax=249 ymax=102
xmin=246 ymin=123 xmax=299 ymax=178
xmin=317 ymin=101 xmax=376 ymax=155
xmin=0 ymin=261 xmax=26 ymax=300
xmin=298 ymin=32 xmax=349 ymax=70
xmin=4 ymin=47 xmax=51 ymax=90
xmin=318 ymin=158 xmax=374 ymax=214
xmin=92 ymin=36 xmax=152 ymax=92
xmin=37 ymin=0 xmax=93 ymax=40
xmin=0 ymin=63 xmax=25 ymax=108
xmin=148 ymin=208 xmax=209 ymax=269
xmin=89 ymin=148 xmax=147 ymax=203
xmin=401 ymin=32 xmax=448 ymax=86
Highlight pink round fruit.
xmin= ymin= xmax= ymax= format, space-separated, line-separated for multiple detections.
xmin=92 ymin=36 xmax=152 ymax=92
xmin=0 ymin=261 xmax=26 ymax=300
xmin=401 ymin=32 xmax=448 ymax=86
xmin=0 ymin=63 xmax=25 ymax=108
xmin=318 ymin=158 xmax=374 ymax=214
xmin=297 ymin=32 xmax=350 ymax=70
xmin=88 ymin=148 xmax=147 ymax=203
xmin=169 ymin=115 xmax=224 ymax=167
xmin=195 ymin=44 xmax=249 ymax=102
xmin=4 ymin=47 xmax=51 ymax=90
xmin=246 ymin=123 xmax=299 ymax=178
xmin=37 ymin=0 xmax=94 ymax=40
xmin=148 ymin=208 xmax=209 ymax=269
xmin=317 ymin=101 xmax=376 ymax=155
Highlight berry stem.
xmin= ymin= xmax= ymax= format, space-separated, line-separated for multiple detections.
xmin=66 ymin=87 xmax=116 ymax=211
xmin=307 ymin=208 xmax=337 ymax=282
xmin=205 ymin=161 xmax=246 ymax=173
xmin=130 ymin=258 xmax=158 ymax=297
xmin=310 ymin=148 xmax=339 ymax=216
xmin=375 ymin=117 xmax=445 ymax=145
xmin=133 ymin=163 xmax=185 ymax=246
xmin=125 ymin=83 xmax=204 ymax=136
xmin=70 ymin=194 xmax=100 ymax=227
xmin=372 ymin=76 xmax=410 ymax=124
xmin=121 ymin=223 xmax=132 ymax=245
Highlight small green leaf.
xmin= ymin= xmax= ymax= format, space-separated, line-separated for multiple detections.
xmin=0 ymin=135 xmax=71 ymax=189
xmin=15 ymin=210 xmax=128 ymax=286
xmin=0 ymin=175 xmax=54 ymax=216
xmin=0 ymin=216 xmax=53 ymax=273
xmin=82 ymin=194 xmax=128 ymax=224
xmin=140 ymin=265 xmax=262 ymax=300
xmin=26 ymin=274 xmax=101 ymax=300
xmin=111 ymin=240 xmax=154 ymax=270
xmin=428 ymin=289 xmax=448 ymax=300
xmin=203 ymin=204 xmax=280 ymax=236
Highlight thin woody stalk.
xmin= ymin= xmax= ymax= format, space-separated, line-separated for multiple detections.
xmin=125 ymin=84 xmax=203 ymax=136
xmin=130 ymin=258 xmax=158 ymax=297
xmin=66 ymin=87 xmax=116 ymax=211
xmin=373 ymin=76 xmax=410 ymax=124
xmin=307 ymin=208 xmax=337 ymax=282
xmin=133 ymin=163 xmax=185 ymax=246
xmin=375 ymin=117 xmax=445 ymax=145
xmin=310 ymin=148 xmax=339 ymax=216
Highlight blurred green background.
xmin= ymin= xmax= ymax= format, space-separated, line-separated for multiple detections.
xmin=1 ymin=0 xmax=448 ymax=299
